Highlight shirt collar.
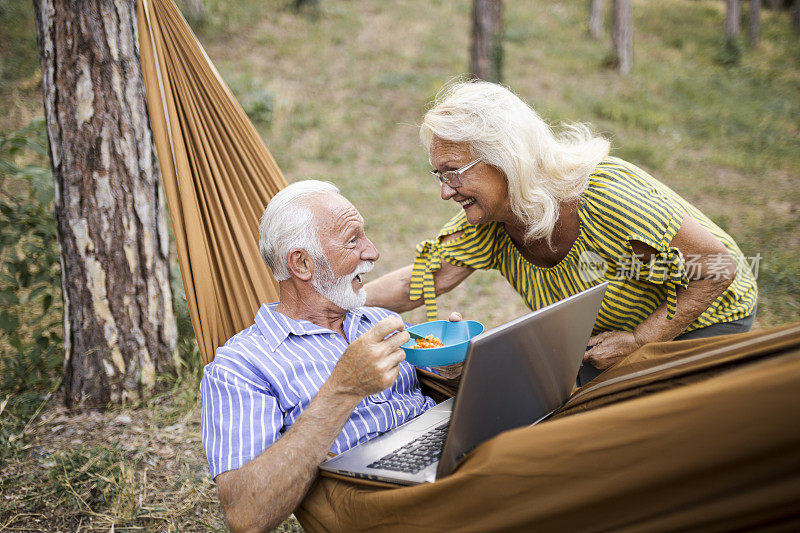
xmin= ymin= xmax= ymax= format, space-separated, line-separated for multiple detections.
xmin=254 ymin=302 xmax=368 ymax=352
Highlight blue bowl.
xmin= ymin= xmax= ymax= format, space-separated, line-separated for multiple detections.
xmin=402 ymin=320 xmax=485 ymax=367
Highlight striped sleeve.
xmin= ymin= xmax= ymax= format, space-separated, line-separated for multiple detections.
xmin=585 ymin=162 xmax=690 ymax=319
xmin=410 ymin=211 xmax=499 ymax=320
xmin=200 ymin=363 xmax=284 ymax=480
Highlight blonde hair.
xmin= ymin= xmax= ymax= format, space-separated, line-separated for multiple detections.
xmin=420 ymin=79 xmax=610 ymax=246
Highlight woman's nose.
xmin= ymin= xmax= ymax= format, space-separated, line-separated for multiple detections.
xmin=440 ymin=182 xmax=457 ymax=200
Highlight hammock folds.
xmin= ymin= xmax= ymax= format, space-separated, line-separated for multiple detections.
xmin=137 ymin=0 xmax=286 ymax=365
xmin=134 ymin=1 xmax=800 ymax=530
xmin=301 ymin=325 xmax=800 ymax=532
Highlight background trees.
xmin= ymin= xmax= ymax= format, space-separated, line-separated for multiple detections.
xmin=727 ymin=0 xmax=742 ymax=39
xmin=32 ymin=0 xmax=176 ymax=408
xmin=589 ymin=0 xmax=605 ymax=39
xmin=611 ymin=0 xmax=633 ymax=74
xmin=470 ymin=0 xmax=504 ymax=82
xmin=749 ymin=0 xmax=762 ymax=45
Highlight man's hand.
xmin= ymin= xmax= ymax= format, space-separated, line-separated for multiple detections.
xmin=584 ymin=331 xmax=642 ymax=370
xmin=328 ymin=316 xmax=410 ymax=398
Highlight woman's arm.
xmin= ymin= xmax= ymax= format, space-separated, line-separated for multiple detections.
xmin=631 ymin=214 xmax=737 ymax=343
xmin=366 ymin=259 xmax=474 ymax=313
xmin=585 ymin=214 xmax=737 ymax=369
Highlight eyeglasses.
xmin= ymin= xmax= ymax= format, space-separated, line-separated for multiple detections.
xmin=430 ymin=158 xmax=481 ymax=189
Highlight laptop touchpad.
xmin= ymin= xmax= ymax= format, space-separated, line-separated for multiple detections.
xmin=403 ymin=412 xmax=449 ymax=433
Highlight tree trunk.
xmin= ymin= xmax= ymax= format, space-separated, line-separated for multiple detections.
xmin=470 ymin=0 xmax=504 ymax=82
xmin=589 ymin=0 xmax=605 ymax=39
xmin=793 ymin=0 xmax=800 ymax=34
xmin=766 ymin=0 xmax=781 ymax=10
xmin=611 ymin=0 xmax=633 ymax=75
xmin=726 ymin=0 xmax=741 ymax=38
xmin=749 ymin=0 xmax=761 ymax=45
xmin=33 ymin=0 xmax=176 ymax=408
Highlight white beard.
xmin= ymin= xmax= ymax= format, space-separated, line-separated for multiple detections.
xmin=312 ymin=259 xmax=374 ymax=310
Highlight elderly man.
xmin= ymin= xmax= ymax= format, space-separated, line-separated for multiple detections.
xmin=201 ymin=180 xmax=455 ymax=532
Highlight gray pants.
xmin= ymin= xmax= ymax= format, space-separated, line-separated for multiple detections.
xmin=576 ymin=306 xmax=757 ymax=387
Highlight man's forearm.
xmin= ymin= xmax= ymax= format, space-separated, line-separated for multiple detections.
xmin=633 ymin=274 xmax=734 ymax=346
xmin=217 ymin=381 xmax=361 ymax=533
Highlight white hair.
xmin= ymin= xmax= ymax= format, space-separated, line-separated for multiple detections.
xmin=420 ymin=79 xmax=610 ymax=246
xmin=259 ymin=180 xmax=339 ymax=281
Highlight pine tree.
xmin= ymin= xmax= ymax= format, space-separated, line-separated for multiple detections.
xmin=33 ymin=0 xmax=177 ymax=408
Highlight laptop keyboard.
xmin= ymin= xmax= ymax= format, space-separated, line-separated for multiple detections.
xmin=367 ymin=422 xmax=449 ymax=474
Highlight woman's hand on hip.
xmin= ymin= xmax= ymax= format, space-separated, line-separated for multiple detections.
xmin=584 ymin=331 xmax=642 ymax=370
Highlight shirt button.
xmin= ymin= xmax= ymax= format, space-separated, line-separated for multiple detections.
xmin=395 ymin=409 xmax=402 ymax=416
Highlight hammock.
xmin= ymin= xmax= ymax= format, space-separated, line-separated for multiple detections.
xmin=137 ymin=0 xmax=286 ymax=365
xmin=135 ymin=1 xmax=800 ymax=530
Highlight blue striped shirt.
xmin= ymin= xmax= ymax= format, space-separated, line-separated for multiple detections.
xmin=200 ymin=303 xmax=437 ymax=479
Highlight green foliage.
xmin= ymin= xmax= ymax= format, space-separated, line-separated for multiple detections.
xmin=229 ymin=75 xmax=276 ymax=127
xmin=0 ymin=119 xmax=62 ymax=468
xmin=0 ymin=0 xmax=39 ymax=85
xmin=293 ymin=0 xmax=320 ymax=14
xmin=0 ymin=118 xmax=62 ymax=398
xmin=717 ymin=36 xmax=744 ymax=67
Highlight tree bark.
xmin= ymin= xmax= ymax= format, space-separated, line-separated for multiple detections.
xmin=33 ymin=0 xmax=176 ymax=408
xmin=589 ymin=0 xmax=605 ymax=39
xmin=726 ymin=0 xmax=741 ymax=38
xmin=470 ymin=0 xmax=504 ymax=82
xmin=749 ymin=0 xmax=761 ymax=45
xmin=611 ymin=0 xmax=633 ymax=75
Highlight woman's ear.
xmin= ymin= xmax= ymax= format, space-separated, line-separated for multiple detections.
xmin=286 ymin=249 xmax=314 ymax=281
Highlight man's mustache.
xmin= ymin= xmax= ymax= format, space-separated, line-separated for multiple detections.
xmin=352 ymin=262 xmax=374 ymax=276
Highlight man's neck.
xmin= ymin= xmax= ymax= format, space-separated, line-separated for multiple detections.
xmin=275 ymin=281 xmax=348 ymax=337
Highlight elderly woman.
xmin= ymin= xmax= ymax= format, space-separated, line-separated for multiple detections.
xmin=365 ymin=80 xmax=757 ymax=385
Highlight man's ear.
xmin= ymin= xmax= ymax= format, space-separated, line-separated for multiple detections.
xmin=286 ymin=249 xmax=314 ymax=281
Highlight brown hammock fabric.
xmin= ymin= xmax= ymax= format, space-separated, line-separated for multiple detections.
xmin=300 ymin=324 xmax=800 ymax=532
xmin=136 ymin=0 xmax=286 ymax=365
xmin=134 ymin=1 xmax=800 ymax=530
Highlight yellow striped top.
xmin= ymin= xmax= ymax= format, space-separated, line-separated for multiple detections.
xmin=410 ymin=157 xmax=758 ymax=335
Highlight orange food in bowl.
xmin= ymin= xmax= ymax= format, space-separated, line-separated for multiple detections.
xmin=412 ymin=334 xmax=445 ymax=349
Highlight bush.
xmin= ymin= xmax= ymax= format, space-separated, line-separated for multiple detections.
xmin=0 ymin=118 xmax=62 ymax=465
xmin=717 ymin=37 xmax=743 ymax=67
xmin=0 ymin=118 xmax=62 ymax=395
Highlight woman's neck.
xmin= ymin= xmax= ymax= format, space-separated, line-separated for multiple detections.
xmin=504 ymin=200 xmax=581 ymax=268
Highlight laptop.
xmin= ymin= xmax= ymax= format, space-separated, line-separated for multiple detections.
xmin=319 ymin=282 xmax=608 ymax=486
